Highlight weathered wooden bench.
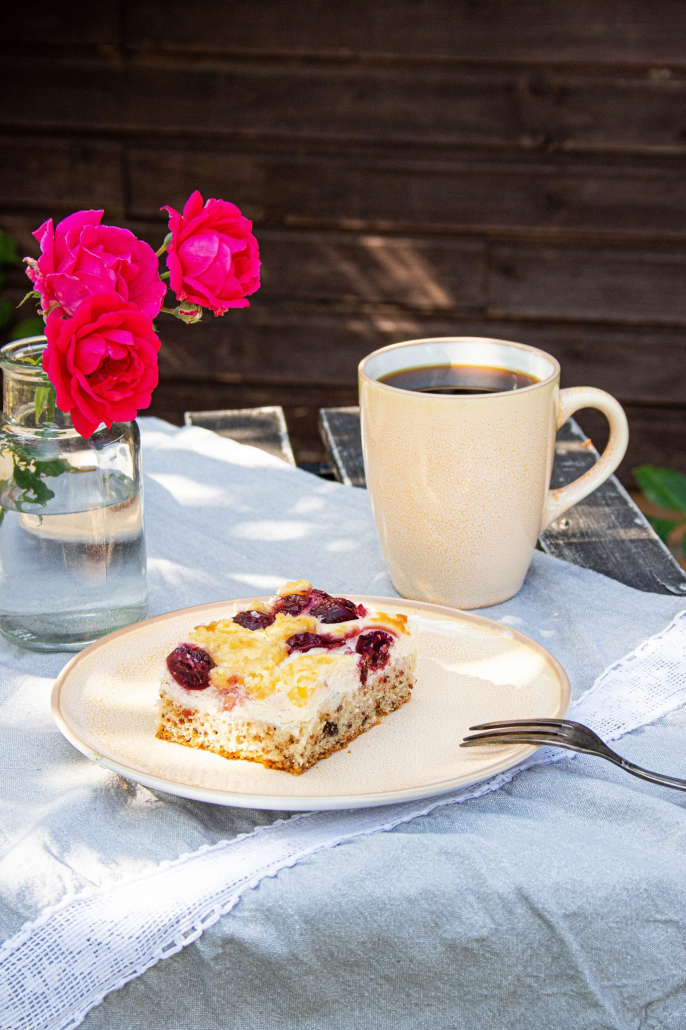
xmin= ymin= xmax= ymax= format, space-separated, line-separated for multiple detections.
xmin=186 ymin=406 xmax=686 ymax=598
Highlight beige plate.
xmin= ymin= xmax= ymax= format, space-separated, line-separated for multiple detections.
xmin=51 ymin=595 xmax=571 ymax=811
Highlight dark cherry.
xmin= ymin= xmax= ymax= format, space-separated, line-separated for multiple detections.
xmin=273 ymin=592 xmax=311 ymax=617
xmin=356 ymin=630 xmax=393 ymax=684
xmin=233 ymin=609 xmax=275 ymax=631
xmin=286 ymin=632 xmax=339 ymax=653
xmin=308 ymin=590 xmax=361 ymax=624
xmin=166 ymin=644 xmax=215 ymax=690
xmin=273 ymin=588 xmax=364 ymax=624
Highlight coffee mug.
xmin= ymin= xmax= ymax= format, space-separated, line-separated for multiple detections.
xmin=359 ymin=337 xmax=629 ymax=609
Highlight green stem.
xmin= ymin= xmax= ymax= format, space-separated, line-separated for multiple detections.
xmin=155 ymin=242 xmax=167 ymax=258
xmin=160 ymin=306 xmax=180 ymax=317
xmin=17 ymin=289 xmax=40 ymax=308
xmin=160 ymin=270 xmax=170 ymax=280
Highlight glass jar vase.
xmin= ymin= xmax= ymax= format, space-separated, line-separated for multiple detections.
xmin=0 ymin=337 xmax=148 ymax=651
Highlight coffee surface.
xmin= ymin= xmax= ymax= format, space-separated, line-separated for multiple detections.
xmin=378 ymin=363 xmax=540 ymax=395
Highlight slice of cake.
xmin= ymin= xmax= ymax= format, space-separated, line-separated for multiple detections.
xmin=157 ymin=580 xmax=416 ymax=774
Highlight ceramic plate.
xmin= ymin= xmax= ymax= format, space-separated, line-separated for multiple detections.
xmin=51 ymin=595 xmax=570 ymax=811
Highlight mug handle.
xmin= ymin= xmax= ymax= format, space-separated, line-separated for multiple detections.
xmin=542 ymin=387 xmax=629 ymax=530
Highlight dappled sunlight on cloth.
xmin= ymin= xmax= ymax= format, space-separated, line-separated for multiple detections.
xmin=228 ymin=572 xmax=287 ymax=591
xmin=147 ymin=558 xmax=218 ymax=597
xmin=147 ymin=474 xmax=231 ymax=506
xmin=139 ymin=419 xmax=392 ymax=615
xmin=146 ymin=424 xmax=294 ymax=470
xmin=231 ymin=519 xmax=315 ymax=541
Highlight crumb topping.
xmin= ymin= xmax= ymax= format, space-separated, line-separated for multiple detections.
xmin=280 ymin=653 xmax=342 ymax=706
xmin=192 ymin=613 xmax=318 ymax=700
xmin=165 ymin=583 xmax=406 ymax=705
xmin=278 ymin=579 xmax=312 ymax=596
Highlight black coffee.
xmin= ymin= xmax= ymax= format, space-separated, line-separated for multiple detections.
xmin=378 ymin=363 xmax=539 ymax=395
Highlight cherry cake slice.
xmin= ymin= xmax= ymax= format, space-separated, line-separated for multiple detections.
xmin=156 ymin=580 xmax=416 ymax=774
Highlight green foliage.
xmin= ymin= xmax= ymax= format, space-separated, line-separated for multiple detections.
xmin=0 ymin=382 xmax=75 ymax=514
xmin=0 ymin=298 xmax=13 ymax=330
xmin=34 ymin=457 xmax=69 ymax=477
xmin=0 ymin=228 xmax=65 ymax=518
xmin=12 ymin=461 xmax=54 ymax=505
xmin=0 ymin=230 xmax=20 ymax=267
xmin=0 ymin=230 xmax=22 ymax=333
xmin=0 ymin=229 xmax=44 ymax=341
xmin=0 ymin=433 xmax=74 ymax=513
xmin=34 ymin=384 xmax=56 ymax=424
xmin=11 ymin=316 xmax=45 ymax=341
xmin=633 ymin=465 xmax=686 ymax=514
xmin=634 ymin=465 xmax=686 ymax=558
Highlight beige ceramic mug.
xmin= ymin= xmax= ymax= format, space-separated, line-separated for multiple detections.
xmin=359 ymin=337 xmax=629 ymax=609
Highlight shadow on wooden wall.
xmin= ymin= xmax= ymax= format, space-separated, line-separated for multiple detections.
xmin=2 ymin=0 xmax=686 ymax=478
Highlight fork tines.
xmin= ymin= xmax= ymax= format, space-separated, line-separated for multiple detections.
xmin=460 ymin=718 xmax=573 ymax=749
xmin=468 ymin=718 xmax=576 ymax=731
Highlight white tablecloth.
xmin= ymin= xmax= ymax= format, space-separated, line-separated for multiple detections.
xmin=1 ymin=417 xmax=685 ymax=1030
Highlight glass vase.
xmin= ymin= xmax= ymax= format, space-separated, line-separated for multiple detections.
xmin=0 ymin=337 xmax=148 ymax=651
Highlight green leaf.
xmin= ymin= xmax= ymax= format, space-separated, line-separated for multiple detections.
xmin=0 ymin=230 xmax=20 ymax=267
xmin=12 ymin=464 xmax=35 ymax=490
xmin=34 ymin=385 xmax=50 ymax=424
xmin=633 ymin=465 xmax=686 ymax=514
xmin=0 ymin=298 xmax=14 ymax=330
xmin=12 ymin=350 xmax=42 ymax=366
xmin=33 ymin=478 xmax=56 ymax=504
xmin=0 ymin=508 xmax=4 ymax=527
xmin=33 ymin=384 xmax=56 ymax=425
xmin=10 ymin=316 xmax=45 ymax=342
xmin=34 ymin=457 xmax=70 ymax=478
xmin=648 ymin=517 xmax=681 ymax=543
xmin=12 ymin=464 xmax=55 ymax=505
xmin=9 ymin=441 xmax=37 ymax=464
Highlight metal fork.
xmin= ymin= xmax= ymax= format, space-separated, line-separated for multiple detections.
xmin=461 ymin=718 xmax=686 ymax=793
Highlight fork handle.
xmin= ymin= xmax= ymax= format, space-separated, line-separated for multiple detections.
xmin=602 ymin=749 xmax=686 ymax=793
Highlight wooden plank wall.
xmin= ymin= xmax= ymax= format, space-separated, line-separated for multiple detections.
xmin=2 ymin=0 xmax=686 ymax=476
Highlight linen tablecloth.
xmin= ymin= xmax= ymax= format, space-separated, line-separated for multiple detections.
xmin=1 ymin=417 xmax=686 ymax=1030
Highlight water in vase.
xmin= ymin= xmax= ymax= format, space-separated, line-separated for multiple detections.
xmin=0 ymin=463 xmax=148 ymax=651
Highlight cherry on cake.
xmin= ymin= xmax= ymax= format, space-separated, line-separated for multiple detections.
xmin=157 ymin=580 xmax=416 ymax=774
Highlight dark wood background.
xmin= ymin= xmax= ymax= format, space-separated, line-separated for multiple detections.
xmin=2 ymin=0 xmax=686 ymax=480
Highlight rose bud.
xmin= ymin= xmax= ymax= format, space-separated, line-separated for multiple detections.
xmin=175 ymin=301 xmax=203 ymax=324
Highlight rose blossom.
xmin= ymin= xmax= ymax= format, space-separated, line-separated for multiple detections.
xmin=162 ymin=190 xmax=260 ymax=314
xmin=26 ymin=210 xmax=166 ymax=319
xmin=42 ymin=292 xmax=160 ymax=439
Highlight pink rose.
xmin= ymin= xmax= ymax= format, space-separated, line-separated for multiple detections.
xmin=162 ymin=190 xmax=260 ymax=315
xmin=43 ymin=292 xmax=160 ymax=439
xmin=26 ymin=210 xmax=166 ymax=319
